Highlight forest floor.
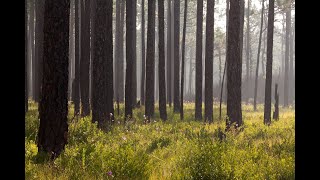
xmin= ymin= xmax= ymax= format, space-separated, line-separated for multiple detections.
xmin=26 ymin=101 xmax=295 ymax=179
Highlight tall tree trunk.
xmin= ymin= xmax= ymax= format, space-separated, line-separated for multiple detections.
xmin=74 ymin=0 xmax=80 ymax=116
xmin=289 ymin=10 xmax=294 ymax=105
xmin=132 ymin=0 xmax=137 ymax=108
xmin=92 ymin=0 xmax=114 ymax=128
xmin=218 ymin=47 xmax=222 ymax=87
xmin=226 ymin=0 xmax=242 ymax=130
xmin=30 ymin=0 xmax=36 ymax=100
xmin=195 ymin=0 xmax=203 ymax=120
xmin=25 ymin=0 xmax=28 ymax=113
xmin=141 ymin=0 xmax=146 ymax=105
xmin=240 ymin=0 xmax=244 ymax=99
xmin=273 ymin=83 xmax=279 ymax=120
xmin=37 ymin=0 xmax=70 ymax=159
xmin=80 ymin=0 xmax=91 ymax=116
xmin=115 ymin=0 xmax=121 ymax=107
xmin=263 ymin=0 xmax=274 ymax=125
xmin=180 ymin=0 xmax=188 ymax=120
xmin=166 ymin=0 xmax=172 ymax=107
xmin=34 ymin=0 xmax=44 ymax=103
xmin=188 ymin=47 xmax=193 ymax=95
xmin=125 ymin=0 xmax=134 ymax=118
xmin=204 ymin=0 xmax=214 ymax=123
xmin=173 ymin=0 xmax=180 ymax=112
xmin=253 ymin=0 xmax=264 ymax=111
xmin=158 ymin=0 xmax=167 ymax=120
xmin=284 ymin=4 xmax=290 ymax=107
xmin=119 ymin=0 xmax=125 ymax=102
xmin=145 ymin=0 xmax=156 ymax=119
xmin=245 ymin=0 xmax=250 ymax=101
xmin=90 ymin=0 xmax=96 ymax=107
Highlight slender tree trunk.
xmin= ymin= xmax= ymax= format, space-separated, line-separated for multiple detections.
xmin=226 ymin=0 xmax=242 ymax=130
xmin=80 ymin=0 xmax=91 ymax=116
xmin=273 ymin=83 xmax=279 ymax=120
xmin=37 ymin=0 xmax=70 ymax=159
xmin=92 ymin=0 xmax=114 ymax=128
xmin=284 ymin=5 xmax=290 ymax=107
xmin=145 ymin=0 xmax=156 ymax=119
xmin=289 ymin=10 xmax=294 ymax=105
xmin=158 ymin=0 xmax=167 ymax=120
xmin=253 ymin=0 xmax=264 ymax=111
xmin=218 ymin=47 xmax=221 ymax=86
xmin=204 ymin=0 xmax=214 ymax=123
xmin=119 ymin=0 xmax=125 ymax=102
xmin=125 ymin=0 xmax=135 ymax=118
xmin=188 ymin=47 xmax=193 ymax=95
xmin=180 ymin=0 xmax=188 ymax=120
xmin=166 ymin=0 xmax=172 ymax=107
xmin=34 ymin=0 xmax=44 ymax=103
xmin=245 ymin=0 xmax=250 ymax=101
xmin=132 ymin=0 xmax=137 ymax=108
xmin=30 ymin=0 xmax=36 ymax=100
xmin=240 ymin=0 xmax=244 ymax=99
xmin=90 ymin=0 xmax=96 ymax=107
xmin=141 ymin=0 xmax=146 ymax=105
xmin=173 ymin=0 xmax=180 ymax=112
xmin=195 ymin=0 xmax=203 ymax=120
xmin=74 ymin=0 xmax=80 ymax=116
xmin=223 ymin=0 xmax=229 ymax=103
xmin=25 ymin=0 xmax=28 ymax=113
xmin=263 ymin=0 xmax=274 ymax=125
xmin=115 ymin=0 xmax=121 ymax=107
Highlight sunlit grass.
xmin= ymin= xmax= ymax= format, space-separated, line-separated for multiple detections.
xmin=25 ymin=100 xmax=294 ymax=179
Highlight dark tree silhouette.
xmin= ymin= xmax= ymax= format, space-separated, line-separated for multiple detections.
xmin=145 ymin=0 xmax=155 ymax=119
xmin=273 ymin=83 xmax=279 ymax=120
xmin=115 ymin=0 xmax=121 ymax=107
xmin=141 ymin=0 xmax=146 ymax=105
xmin=245 ymin=0 xmax=251 ymax=100
xmin=166 ymin=0 xmax=172 ymax=107
xmin=204 ymin=0 xmax=214 ymax=123
xmin=90 ymin=0 xmax=97 ymax=106
xmin=195 ymin=0 xmax=203 ymax=120
xmin=80 ymin=0 xmax=91 ymax=117
xmin=25 ymin=0 xmax=28 ymax=113
xmin=34 ymin=0 xmax=44 ymax=104
xmin=37 ymin=0 xmax=70 ymax=159
xmin=119 ymin=0 xmax=125 ymax=102
xmin=284 ymin=3 xmax=290 ymax=107
xmin=73 ymin=0 xmax=80 ymax=116
xmin=158 ymin=0 xmax=167 ymax=121
xmin=173 ymin=0 xmax=180 ymax=112
xmin=125 ymin=0 xmax=136 ymax=118
xmin=132 ymin=0 xmax=137 ymax=108
xmin=226 ymin=0 xmax=242 ymax=130
xmin=264 ymin=0 xmax=275 ymax=125
xmin=92 ymin=0 xmax=114 ymax=128
xmin=180 ymin=0 xmax=188 ymax=120
xmin=253 ymin=0 xmax=264 ymax=111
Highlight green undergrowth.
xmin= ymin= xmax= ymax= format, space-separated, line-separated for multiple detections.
xmin=25 ymin=101 xmax=294 ymax=179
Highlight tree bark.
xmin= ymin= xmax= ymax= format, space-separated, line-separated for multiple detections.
xmin=132 ymin=0 xmax=137 ymax=108
xmin=74 ymin=0 xmax=80 ymax=116
xmin=253 ymin=0 xmax=264 ymax=111
xmin=195 ymin=0 xmax=203 ymax=120
xmin=263 ymin=0 xmax=274 ymax=125
xmin=145 ymin=0 xmax=155 ymax=118
xmin=226 ymin=0 xmax=242 ymax=130
xmin=141 ymin=0 xmax=146 ymax=105
xmin=125 ymin=0 xmax=135 ymax=118
xmin=180 ymin=0 xmax=188 ymax=120
xmin=25 ymin=0 xmax=28 ymax=113
xmin=119 ymin=0 xmax=125 ymax=102
xmin=92 ymin=0 xmax=114 ymax=128
xmin=173 ymin=0 xmax=180 ymax=112
xmin=158 ymin=0 xmax=167 ymax=121
xmin=284 ymin=4 xmax=290 ymax=107
xmin=115 ymin=0 xmax=121 ymax=107
xmin=166 ymin=0 xmax=172 ymax=107
xmin=37 ymin=0 xmax=70 ymax=159
xmin=245 ymin=0 xmax=250 ymax=101
xmin=80 ymin=0 xmax=91 ymax=116
xmin=273 ymin=83 xmax=279 ymax=120
xmin=204 ymin=0 xmax=214 ymax=123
